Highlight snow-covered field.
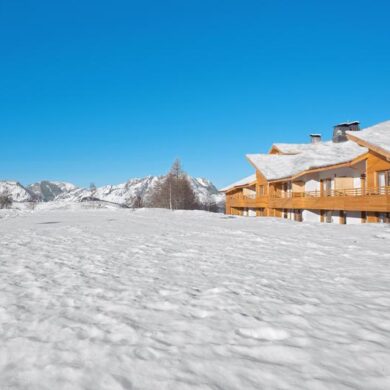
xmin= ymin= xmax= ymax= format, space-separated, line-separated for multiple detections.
xmin=1 ymin=206 xmax=390 ymax=389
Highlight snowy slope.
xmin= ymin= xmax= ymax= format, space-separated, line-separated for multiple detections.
xmin=188 ymin=176 xmax=225 ymax=207
xmin=54 ymin=176 xmax=160 ymax=205
xmin=56 ymin=176 xmax=225 ymax=209
xmin=0 ymin=180 xmax=36 ymax=202
xmin=2 ymin=176 xmax=224 ymax=210
xmin=28 ymin=181 xmax=78 ymax=201
xmin=0 ymin=207 xmax=389 ymax=389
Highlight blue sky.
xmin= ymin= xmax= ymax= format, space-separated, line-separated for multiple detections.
xmin=1 ymin=0 xmax=389 ymax=188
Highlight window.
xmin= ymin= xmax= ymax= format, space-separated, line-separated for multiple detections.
xmin=321 ymin=178 xmax=332 ymax=196
xmin=281 ymin=182 xmax=292 ymax=198
xmin=378 ymin=170 xmax=390 ymax=186
xmin=258 ymin=185 xmax=265 ymax=195
xmin=360 ymin=175 xmax=366 ymax=195
xmin=377 ymin=170 xmax=390 ymax=195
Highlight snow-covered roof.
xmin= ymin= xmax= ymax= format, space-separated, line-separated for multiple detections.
xmin=247 ymin=141 xmax=367 ymax=181
xmin=272 ymin=143 xmax=317 ymax=154
xmin=336 ymin=121 xmax=360 ymax=126
xmin=220 ymin=174 xmax=257 ymax=192
xmin=346 ymin=120 xmax=390 ymax=157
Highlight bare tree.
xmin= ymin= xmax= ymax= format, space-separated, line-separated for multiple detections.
xmin=149 ymin=159 xmax=200 ymax=210
xmin=0 ymin=193 xmax=12 ymax=209
xmin=127 ymin=194 xmax=143 ymax=209
xmin=202 ymin=194 xmax=219 ymax=213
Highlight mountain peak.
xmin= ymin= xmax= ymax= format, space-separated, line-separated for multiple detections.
xmin=2 ymin=176 xmax=225 ymax=211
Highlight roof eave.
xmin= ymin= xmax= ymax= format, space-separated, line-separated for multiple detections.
xmin=347 ymin=133 xmax=390 ymax=160
xmin=245 ymin=156 xmax=271 ymax=182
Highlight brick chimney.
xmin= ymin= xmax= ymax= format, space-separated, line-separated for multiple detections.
xmin=332 ymin=121 xmax=360 ymax=143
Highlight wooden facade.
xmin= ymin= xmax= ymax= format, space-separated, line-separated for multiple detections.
xmin=223 ymin=132 xmax=390 ymax=224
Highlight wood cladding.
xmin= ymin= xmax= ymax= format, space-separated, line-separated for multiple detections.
xmin=224 ymin=149 xmax=390 ymax=223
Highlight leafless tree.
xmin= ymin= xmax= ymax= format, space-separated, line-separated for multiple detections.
xmin=149 ymin=159 xmax=200 ymax=210
xmin=128 ymin=195 xmax=143 ymax=209
xmin=0 ymin=193 xmax=12 ymax=209
xmin=201 ymin=194 xmax=219 ymax=213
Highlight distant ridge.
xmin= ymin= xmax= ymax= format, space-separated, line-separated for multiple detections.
xmin=0 ymin=181 xmax=36 ymax=202
xmin=2 ymin=176 xmax=225 ymax=211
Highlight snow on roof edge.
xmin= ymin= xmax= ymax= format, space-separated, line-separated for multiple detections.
xmin=247 ymin=141 xmax=367 ymax=181
xmin=219 ymin=174 xmax=257 ymax=192
xmin=346 ymin=120 xmax=390 ymax=156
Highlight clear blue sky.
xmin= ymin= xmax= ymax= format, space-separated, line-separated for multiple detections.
xmin=1 ymin=0 xmax=389 ymax=188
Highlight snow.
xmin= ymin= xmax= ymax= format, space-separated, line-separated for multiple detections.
xmin=272 ymin=142 xmax=318 ymax=154
xmin=337 ymin=121 xmax=360 ymax=126
xmin=0 ymin=181 xmax=35 ymax=202
xmin=188 ymin=177 xmax=225 ymax=206
xmin=50 ymin=181 xmax=78 ymax=192
xmin=1 ymin=206 xmax=390 ymax=389
xmin=247 ymin=141 xmax=367 ymax=180
xmin=55 ymin=176 xmax=225 ymax=210
xmin=220 ymin=174 xmax=257 ymax=192
xmin=3 ymin=176 xmax=224 ymax=211
xmin=347 ymin=120 xmax=390 ymax=156
xmin=28 ymin=181 xmax=79 ymax=201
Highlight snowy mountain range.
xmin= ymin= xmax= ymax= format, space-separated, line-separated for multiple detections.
xmin=0 ymin=181 xmax=36 ymax=202
xmin=28 ymin=181 xmax=78 ymax=201
xmin=1 ymin=176 xmax=225 ymax=210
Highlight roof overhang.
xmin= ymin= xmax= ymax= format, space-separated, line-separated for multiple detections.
xmin=220 ymin=175 xmax=257 ymax=193
xmin=245 ymin=157 xmax=269 ymax=183
xmin=347 ymin=133 xmax=390 ymax=161
xmin=221 ymin=181 xmax=257 ymax=193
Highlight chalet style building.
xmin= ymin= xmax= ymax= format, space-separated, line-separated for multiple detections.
xmin=221 ymin=120 xmax=390 ymax=224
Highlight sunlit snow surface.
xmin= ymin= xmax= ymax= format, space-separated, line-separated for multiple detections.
xmin=1 ymin=205 xmax=390 ymax=389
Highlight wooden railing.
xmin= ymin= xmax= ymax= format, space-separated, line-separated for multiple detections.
xmin=273 ymin=186 xmax=390 ymax=199
xmin=229 ymin=193 xmax=257 ymax=200
xmin=227 ymin=193 xmax=268 ymax=207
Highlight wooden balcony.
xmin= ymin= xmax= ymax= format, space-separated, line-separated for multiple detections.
xmin=227 ymin=187 xmax=390 ymax=212
xmin=228 ymin=193 xmax=268 ymax=208
xmin=270 ymin=186 xmax=390 ymax=212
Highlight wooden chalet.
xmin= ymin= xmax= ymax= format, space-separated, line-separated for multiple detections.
xmin=221 ymin=121 xmax=390 ymax=224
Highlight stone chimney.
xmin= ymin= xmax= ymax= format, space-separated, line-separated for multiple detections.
xmin=332 ymin=121 xmax=360 ymax=143
xmin=310 ymin=134 xmax=322 ymax=144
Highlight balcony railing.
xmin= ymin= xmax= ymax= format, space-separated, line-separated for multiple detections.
xmin=273 ymin=186 xmax=390 ymax=199
xmin=227 ymin=186 xmax=390 ymax=212
xmin=229 ymin=193 xmax=257 ymax=200
xmin=227 ymin=192 xmax=268 ymax=206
